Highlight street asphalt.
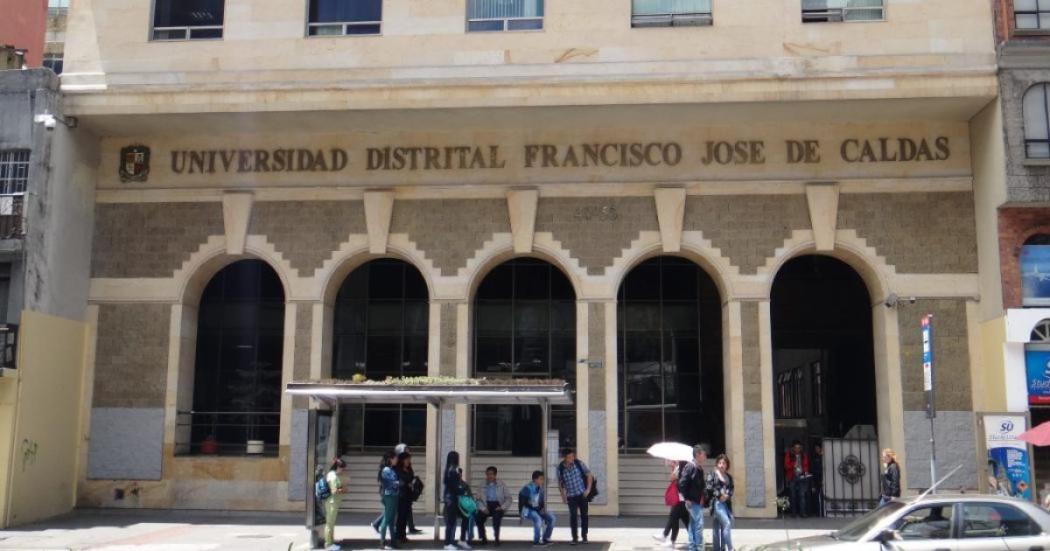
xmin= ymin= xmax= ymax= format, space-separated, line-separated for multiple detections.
xmin=0 ymin=510 xmax=847 ymax=551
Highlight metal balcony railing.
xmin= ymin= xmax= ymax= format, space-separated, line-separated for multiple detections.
xmin=175 ymin=410 xmax=280 ymax=457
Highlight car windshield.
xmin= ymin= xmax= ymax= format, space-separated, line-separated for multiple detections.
xmin=833 ymin=502 xmax=906 ymax=542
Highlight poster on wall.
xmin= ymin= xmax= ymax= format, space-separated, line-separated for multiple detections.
xmin=1026 ymin=349 xmax=1050 ymax=405
xmin=1021 ymin=244 xmax=1050 ymax=307
xmin=982 ymin=414 xmax=1032 ymax=501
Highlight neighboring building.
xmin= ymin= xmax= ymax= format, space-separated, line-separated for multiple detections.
xmin=0 ymin=0 xmax=47 ymax=67
xmin=0 ymin=68 xmax=97 ymax=527
xmin=978 ymin=0 xmax=1050 ymax=502
xmin=63 ymin=0 xmax=1000 ymax=518
xmin=43 ymin=0 xmax=68 ymax=74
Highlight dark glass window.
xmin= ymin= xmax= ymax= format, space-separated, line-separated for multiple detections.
xmin=960 ymin=503 xmax=1039 ymax=538
xmin=617 ymin=257 xmax=723 ymax=452
xmin=1025 ymin=84 xmax=1050 ymax=159
xmin=473 ymin=258 xmax=575 ymax=454
xmin=308 ymin=0 xmax=382 ymax=36
xmin=333 ymin=259 xmax=428 ymax=451
xmin=190 ymin=260 xmax=284 ymax=456
xmin=152 ymin=0 xmax=224 ymax=40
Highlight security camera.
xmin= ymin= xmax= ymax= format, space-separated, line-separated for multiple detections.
xmin=884 ymin=293 xmax=898 ymax=308
xmin=33 ymin=114 xmax=57 ymax=130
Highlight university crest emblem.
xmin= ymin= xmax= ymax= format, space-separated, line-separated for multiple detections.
xmin=119 ymin=145 xmax=150 ymax=182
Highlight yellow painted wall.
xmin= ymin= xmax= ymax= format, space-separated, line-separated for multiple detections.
xmin=1 ymin=310 xmax=86 ymax=527
xmin=979 ymin=316 xmax=1008 ymax=413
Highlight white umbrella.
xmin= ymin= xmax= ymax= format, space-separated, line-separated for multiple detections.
xmin=646 ymin=442 xmax=694 ymax=462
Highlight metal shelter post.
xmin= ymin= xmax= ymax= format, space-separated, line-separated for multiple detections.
xmin=433 ymin=398 xmax=443 ymax=542
xmin=541 ymin=399 xmax=550 ymax=499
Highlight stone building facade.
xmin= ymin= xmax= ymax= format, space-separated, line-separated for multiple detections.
xmin=63 ymin=0 xmax=1001 ymax=517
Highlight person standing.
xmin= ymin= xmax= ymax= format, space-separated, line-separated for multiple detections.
xmin=677 ymin=444 xmax=709 ymax=551
xmin=378 ymin=451 xmax=401 ymax=550
xmin=476 ymin=466 xmax=512 ymax=546
xmin=707 ymin=455 xmax=734 ymax=551
xmin=810 ymin=443 xmax=824 ymax=517
xmin=394 ymin=452 xmax=415 ymax=544
xmin=556 ymin=448 xmax=593 ymax=545
xmin=783 ymin=441 xmax=810 ymax=517
xmin=521 ymin=470 xmax=556 ymax=547
xmin=443 ymin=451 xmax=469 ymax=551
xmin=653 ymin=461 xmax=689 ymax=547
xmin=879 ymin=449 xmax=901 ymax=507
xmin=323 ymin=458 xmax=349 ymax=551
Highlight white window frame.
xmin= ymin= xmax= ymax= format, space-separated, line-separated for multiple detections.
xmin=1024 ymin=83 xmax=1050 ymax=160
xmin=305 ymin=0 xmax=383 ymax=37
xmin=0 ymin=150 xmax=30 ymax=196
xmin=466 ymin=0 xmax=544 ymax=33
xmin=149 ymin=0 xmax=225 ymax=42
xmin=630 ymin=0 xmax=713 ymax=28
xmin=801 ymin=0 xmax=885 ymax=24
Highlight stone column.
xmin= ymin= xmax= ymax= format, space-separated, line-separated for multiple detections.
xmin=288 ymin=301 xmax=315 ymax=501
xmin=579 ymin=300 xmax=611 ymax=509
xmin=601 ymin=300 xmax=619 ymax=514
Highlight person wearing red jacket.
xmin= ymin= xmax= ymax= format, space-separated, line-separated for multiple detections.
xmin=783 ymin=441 xmax=810 ymax=518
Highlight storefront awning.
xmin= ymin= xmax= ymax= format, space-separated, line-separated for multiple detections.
xmin=285 ymin=379 xmax=573 ymax=406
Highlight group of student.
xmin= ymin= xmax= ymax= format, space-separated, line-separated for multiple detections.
xmin=316 ymin=445 xmax=597 ymax=551
xmin=653 ymin=444 xmax=735 ymax=551
xmin=441 ymin=447 xmax=596 ymax=549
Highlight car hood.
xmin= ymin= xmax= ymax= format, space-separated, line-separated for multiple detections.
xmin=755 ymin=534 xmax=852 ymax=550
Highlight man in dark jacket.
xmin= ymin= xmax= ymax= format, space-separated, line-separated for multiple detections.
xmin=677 ymin=444 xmax=709 ymax=551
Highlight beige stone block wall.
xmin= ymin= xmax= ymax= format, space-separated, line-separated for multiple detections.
xmin=93 ymin=303 xmax=171 ymax=408
xmin=897 ymin=300 xmax=973 ymax=412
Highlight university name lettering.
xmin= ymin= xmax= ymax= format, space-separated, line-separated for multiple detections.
xmin=165 ymin=137 xmax=952 ymax=175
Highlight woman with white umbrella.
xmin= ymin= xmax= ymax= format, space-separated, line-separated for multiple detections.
xmin=647 ymin=443 xmax=694 ymax=548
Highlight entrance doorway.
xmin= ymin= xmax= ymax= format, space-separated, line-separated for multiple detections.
xmin=771 ymin=255 xmax=877 ymax=515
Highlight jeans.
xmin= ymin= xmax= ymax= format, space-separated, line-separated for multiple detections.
xmin=711 ymin=501 xmax=733 ymax=551
xmin=789 ymin=478 xmax=808 ymax=516
xmin=523 ymin=508 xmax=555 ymax=544
xmin=476 ymin=501 xmax=505 ymax=542
xmin=443 ymin=498 xmax=461 ymax=545
xmin=686 ymin=501 xmax=704 ymax=551
xmin=663 ymin=502 xmax=689 ymax=542
xmin=459 ymin=513 xmax=474 ymax=542
xmin=566 ymin=495 xmax=589 ymax=541
xmin=380 ymin=494 xmax=398 ymax=544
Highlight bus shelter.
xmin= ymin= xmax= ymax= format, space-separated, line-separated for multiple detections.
xmin=285 ymin=379 xmax=573 ymax=547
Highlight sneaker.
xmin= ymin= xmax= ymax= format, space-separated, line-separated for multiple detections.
xmin=458 ymin=541 xmax=473 ymax=550
xmin=652 ymin=535 xmax=666 ymax=543
xmin=444 ymin=545 xmax=458 ymax=550
xmin=327 ymin=546 xmax=341 ymax=551
xmin=661 ymin=540 xmax=674 ymax=548
xmin=570 ymin=540 xmax=578 ymax=546
xmin=581 ymin=538 xmax=589 ymax=544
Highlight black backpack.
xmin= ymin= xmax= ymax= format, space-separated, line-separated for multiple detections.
xmin=409 ymin=476 xmax=425 ymax=502
xmin=557 ymin=459 xmax=600 ymax=502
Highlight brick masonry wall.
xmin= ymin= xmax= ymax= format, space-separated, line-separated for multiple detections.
xmin=93 ymin=303 xmax=171 ymax=408
xmin=684 ymin=195 xmax=810 ymax=275
xmin=740 ymin=301 xmax=762 ymax=411
xmin=838 ymin=193 xmax=978 ymax=274
xmin=249 ymin=201 xmax=366 ymax=278
xmin=897 ymin=300 xmax=972 ymax=412
xmin=92 ymin=203 xmax=223 ymax=278
xmin=588 ymin=302 xmax=605 ymax=412
xmin=390 ymin=199 xmax=508 ymax=277
xmin=535 ymin=197 xmax=659 ymax=275
xmin=998 ymin=206 xmax=1050 ymax=309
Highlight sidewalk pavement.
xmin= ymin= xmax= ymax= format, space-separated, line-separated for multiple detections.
xmin=0 ymin=510 xmax=846 ymax=551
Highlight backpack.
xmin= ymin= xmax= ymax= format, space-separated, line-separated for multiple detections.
xmin=458 ymin=494 xmax=478 ymax=516
xmin=557 ymin=459 xmax=600 ymax=502
xmin=315 ymin=473 xmax=332 ymax=501
xmin=409 ymin=476 xmax=425 ymax=502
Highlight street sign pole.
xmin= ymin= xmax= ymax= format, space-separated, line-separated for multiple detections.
xmin=922 ymin=314 xmax=937 ymax=491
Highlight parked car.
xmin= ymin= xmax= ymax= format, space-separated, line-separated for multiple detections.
xmin=757 ymin=494 xmax=1050 ymax=550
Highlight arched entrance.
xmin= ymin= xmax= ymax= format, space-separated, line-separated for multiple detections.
xmin=472 ymin=258 xmax=576 ymax=456
xmin=331 ymin=258 xmax=429 ymax=451
xmin=190 ymin=259 xmax=285 ymax=455
xmin=771 ymin=255 xmax=877 ymax=516
xmin=617 ymin=256 xmax=725 ymax=451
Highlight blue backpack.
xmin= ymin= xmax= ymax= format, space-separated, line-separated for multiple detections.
xmin=315 ymin=474 xmax=331 ymax=501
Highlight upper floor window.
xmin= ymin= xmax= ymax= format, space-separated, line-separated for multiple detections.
xmin=802 ymin=0 xmax=884 ymax=23
xmin=152 ymin=0 xmax=224 ymax=41
xmin=1022 ymin=234 xmax=1050 ymax=307
xmin=1016 ymin=0 xmax=1050 ymax=31
xmin=43 ymin=54 xmax=63 ymax=75
xmin=467 ymin=0 xmax=543 ymax=32
xmin=1024 ymin=83 xmax=1050 ymax=160
xmin=631 ymin=0 xmax=712 ymax=27
xmin=308 ymin=0 xmax=382 ymax=36
xmin=0 ymin=150 xmax=29 ymax=196
xmin=47 ymin=0 xmax=68 ymax=15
